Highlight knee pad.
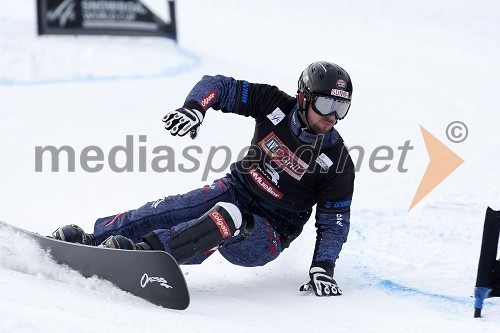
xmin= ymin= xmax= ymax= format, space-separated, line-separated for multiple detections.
xmin=146 ymin=202 xmax=243 ymax=264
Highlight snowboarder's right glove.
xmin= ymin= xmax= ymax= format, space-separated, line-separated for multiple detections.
xmin=299 ymin=267 xmax=342 ymax=296
xmin=163 ymin=107 xmax=204 ymax=139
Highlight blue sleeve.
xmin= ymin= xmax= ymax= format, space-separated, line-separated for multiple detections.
xmin=183 ymin=75 xmax=240 ymax=114
xmin=183 ymin=75 xmax=296 ymax=119
xmin=312 ymin=211 xmax=350 ymax=276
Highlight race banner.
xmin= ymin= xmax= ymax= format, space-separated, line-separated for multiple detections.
xmin=37 ymin=0 xmax=177 ymax=41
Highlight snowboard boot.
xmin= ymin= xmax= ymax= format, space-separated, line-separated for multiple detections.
xmin=101 ymin=235 xmax=152 ymax=251
xmin=52 ymin=224 xmax=97 ymax=246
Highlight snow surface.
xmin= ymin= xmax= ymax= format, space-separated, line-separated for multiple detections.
xmin=1 ymin=0 xmax=500 ymax=332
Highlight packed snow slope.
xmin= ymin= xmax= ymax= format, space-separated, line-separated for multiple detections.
xmin=1 ymin=0 xmax=500 ymax=332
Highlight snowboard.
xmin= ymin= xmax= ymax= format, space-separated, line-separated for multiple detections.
xmin=0 ymin=221 xmax=189 ymax=310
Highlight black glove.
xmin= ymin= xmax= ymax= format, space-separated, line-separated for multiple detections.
xmin=299 ymin=267 xmax=342 ymax=296
xmin=163 ymin=107 xmax=204 ymax=139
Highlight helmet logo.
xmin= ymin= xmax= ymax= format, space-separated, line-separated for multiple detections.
xmin=336 ymin=79 xmax=347 ymax=89
xmin=331 ymin=89 xmax=350 ymax=99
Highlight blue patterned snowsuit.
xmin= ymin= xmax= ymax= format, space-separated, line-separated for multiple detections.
xmin=94 ymin=75 xmax=354 ymax=275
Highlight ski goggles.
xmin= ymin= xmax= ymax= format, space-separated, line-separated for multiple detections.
xmin=311 ymin=95 xmax=351 ymax=119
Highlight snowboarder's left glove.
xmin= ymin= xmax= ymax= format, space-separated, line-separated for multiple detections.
xmin=163 ymin=107 xmax=204 ymax=139
xmin=299 ymin=267 xmax=342 ymax=296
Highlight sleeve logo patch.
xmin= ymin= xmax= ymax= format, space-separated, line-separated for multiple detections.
xmin=200 ymin=90 xmax=216 ymax=110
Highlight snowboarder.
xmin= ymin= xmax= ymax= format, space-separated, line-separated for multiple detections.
xmin=54 ymin=61 xmax=355 ymax=297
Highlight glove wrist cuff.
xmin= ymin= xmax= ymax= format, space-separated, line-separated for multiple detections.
xmin=311 ymin=261 xmax=334 ymax=277
xmin=183 ymin=101 xmax=206 ymax=117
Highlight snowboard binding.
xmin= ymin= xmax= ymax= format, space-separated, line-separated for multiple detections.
xmin=52 ymin=224 xmax=96 ymax=246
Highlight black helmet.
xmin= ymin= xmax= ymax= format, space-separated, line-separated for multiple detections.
xmin=297 ymin=61 xmax=353 ymax=119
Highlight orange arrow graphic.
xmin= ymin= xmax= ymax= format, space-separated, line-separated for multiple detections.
xmin=409 ymin=125 xmax=464 ymax=210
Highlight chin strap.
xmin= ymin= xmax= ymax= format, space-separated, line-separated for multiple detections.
xmin=296 ymin=90 xmax=311 ymax=132
xmin=296 ymin=99 xmax=312 ymax=132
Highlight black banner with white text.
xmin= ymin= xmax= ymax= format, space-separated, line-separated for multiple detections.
xmin=37 ymin=0 xmax=177 ymax=41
